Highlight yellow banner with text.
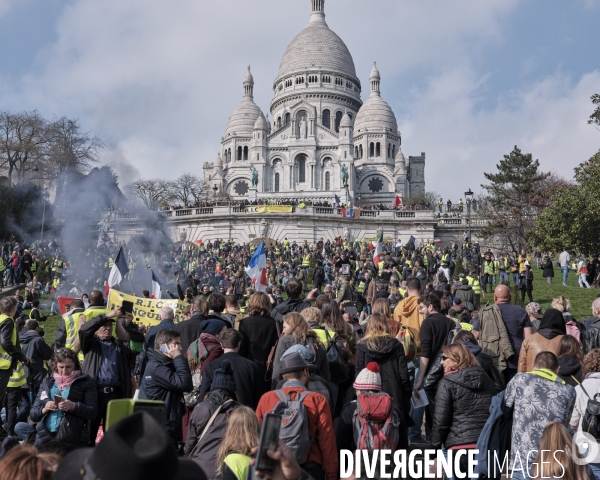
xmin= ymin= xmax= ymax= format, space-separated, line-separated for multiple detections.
xmin=107 ymin=289 xmax=186 ymax=327
xmin=245 ymin=205 xmax=294 ymax=214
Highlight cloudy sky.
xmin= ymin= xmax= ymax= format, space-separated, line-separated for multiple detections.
xmin=0 ymin=0 xmax=598 ymax=198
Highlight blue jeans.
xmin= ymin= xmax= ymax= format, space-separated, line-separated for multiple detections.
xmin=561 ymin=266 xmax=569 ymax=285
xmin=14 ymin=422 xmax=34 ymax=440
xmin=589 ymin=463 xmax=600 ymax=480
xmin=512 ymin=273 xmax=519 ymax=285
xmin=499 ymin=272 xmax=509 ymax=284
xmin=407 ymin=357 xmax=425 ymax=439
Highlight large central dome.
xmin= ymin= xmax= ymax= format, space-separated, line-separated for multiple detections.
xmin=276 ymin=5 xmax=357 ymax=82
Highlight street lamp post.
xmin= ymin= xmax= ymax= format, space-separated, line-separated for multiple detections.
xmin=212 ymin=185 xmax=218 ymax=203
xmin=465 ymin=188 xmax=474 ymax=244
xmin=40 ymin=189 xmax=49 ymax=243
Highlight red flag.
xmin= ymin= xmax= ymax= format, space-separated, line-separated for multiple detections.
xmin=341 ymin=207 xmax=346 ymax=217
xmin=394 ymin=195 xmax=401 ymax=208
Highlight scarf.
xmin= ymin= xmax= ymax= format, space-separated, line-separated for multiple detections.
xmin=53 ymin=370 xmax=81 ymax=391
xmin=187 ymin=333 xmax=218 ymax=372
xmin=530 ymin=368 xmax=565 ymax=385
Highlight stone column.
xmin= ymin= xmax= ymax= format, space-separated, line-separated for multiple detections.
xmin=311 ymin=165 xmax=314 ymax=189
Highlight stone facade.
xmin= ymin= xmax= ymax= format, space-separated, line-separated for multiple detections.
xmin=203 ymin=0 xmax=425 ymax=205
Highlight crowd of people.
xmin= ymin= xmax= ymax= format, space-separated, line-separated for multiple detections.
xmin=0 ymin=235 xmax=598 ymax=480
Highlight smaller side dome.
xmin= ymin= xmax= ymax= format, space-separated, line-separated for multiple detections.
xmin=254 ymin=112 xmax=269 ymax=131
xmin=395 ymin=147 xmax=406 ymax=165
xmin=340 ymin=110 xmax=353 ymax=128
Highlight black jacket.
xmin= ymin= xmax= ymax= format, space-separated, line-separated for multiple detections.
xmin=19 ymin=330 xmax=53 ymax=391
xmin=0 ymin=317 xmax=27 ymax=368
xmin=431 ymin=366 xmax=496 ymax=448
xmin=79 ymin=315 xmax=134 ymax=399
xmin=183 ymin=389 xmax=238 ymax=480
xmin=139 ymin=348 xmax=193 ymax=440
xmin=174 ymin=312 xmax=206 ymax=353
xmin=238 ymin=315 xmax=279 ymax=370
xmin=542 ymin=259 xmax=554 ymax=278
xmin=583 ymin=319 xmax=600 ymax=354
xmin=355 ymin=337 xmax=412 ymax=419
xmin=558 ymin=354 xmax=584 ymax=387
xmin=198 ymin=351 xmax=261 ymax=409
xmin=30 ymin=374 xmax=98 ymax=451
xmin=424 ymin=344 xmax=504 ymax=408
xmin=271 ymin=298 xmax=311 ymax=322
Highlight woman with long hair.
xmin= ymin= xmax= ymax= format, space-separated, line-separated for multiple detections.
xmin=29 ymin=348 xmax=97 ymax=454
xmin=0 ymin=445 xmax=61 ymax=480
xmin=431 ymin=344 xmax=496 ymax=480
xmin=557 ymin=335 xmax=586 ymax=386
xmin=271 ymin=313 xmax=329 ymax=389
xmin=570 ymin=349 xmax=600 ymax=478
xmin=533 ymin=422 xmax=591 ymax=480
xmin=216 ymin=406 xmax=260 ymax=480
xmin=372 ymin=297 xmax=398 ymax=336
xmin=238 ymin=292 xmax=279 ymax=395
xmin=355 ymin=312 xmax=411 ymax=447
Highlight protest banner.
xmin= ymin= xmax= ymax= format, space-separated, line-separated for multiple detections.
xmin=107 ymin=289 xmax=187 ymax=326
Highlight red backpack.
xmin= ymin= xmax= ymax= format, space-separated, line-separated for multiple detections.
xmin=352 ymin=391 xmax=400 ymax=451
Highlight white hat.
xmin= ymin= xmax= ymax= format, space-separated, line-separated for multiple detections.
xmin=353 ymin=362 xmax=382 ymax=391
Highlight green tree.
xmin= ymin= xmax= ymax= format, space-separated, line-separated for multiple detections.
xmin=480 ymin=146 xmax=549 ymax=252
xmin=589 ymin=94 xmax=600 ymax=129
xmin=531 ymin=150 xmax=600 ymax=255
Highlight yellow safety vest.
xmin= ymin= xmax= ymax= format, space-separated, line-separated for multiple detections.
xmin=302 ymin=255 xmax=311 ymax=267
xmin=399 ymin=288 xmax=407 ymax=297
xmin=467 ymin=276 xmax=482 ymax=295
xmin=313 ymin=328 xmax=333 ymax=349
xmin=29 ymin=308 xmax=39 ymax=320
xmin=0 ymin=315 xmax=16 ymax=370
xmin=356 ymin=281 xmax=366 ymax=293
xmin=63 ymin=309 xmax=86 ymax=352
xmin=8 ymin=362 xmax=26 ymax=388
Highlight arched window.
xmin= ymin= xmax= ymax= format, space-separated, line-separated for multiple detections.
xmin=237 ymin=146 xmax=243 ymax=161
xmin=376 ymin=142 xmax=381 ymax=157
xmin=334 ymin=111 xmax=343 ymax=132
xmin=274 ymin=173 xmax=280 ymax=192
xmin=325 ymin=172 xmax=330 ymax=191
xmin=243 ymin=146 xmax=248 ymax=160
xmin=322 ymin=109 xmax=330 ymax=129
xmin=297 ymin=156 xmax=306 ymax=183
xmin=285 ymin=113 xmax=290 ymax=125
xmin=227 ymin=148 xmax=231 ymax=162
xmin=277 ymin=117 xmax=281 ymax=129
xmin=369 ymin=143 xmax=374 ymax=158
xmin=359 ymin=145 xmax=363 ymax=159
xmin=388 ymin=144 xmax=391 ymax=158
xmin=392 ymin=145 xmax=396 ymax=158
xmin=355 ymin=146 xmax=358 ymax=157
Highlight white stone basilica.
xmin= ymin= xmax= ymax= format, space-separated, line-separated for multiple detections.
xmin=203 ymin=0 xmax=426 ymax=205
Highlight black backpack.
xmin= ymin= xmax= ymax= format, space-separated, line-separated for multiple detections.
xmin=580 ymin=384 xmax=600 ymax=441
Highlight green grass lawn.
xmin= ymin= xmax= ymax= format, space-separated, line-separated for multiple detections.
xmin=503 ymin=267 xmax=597 ymax=321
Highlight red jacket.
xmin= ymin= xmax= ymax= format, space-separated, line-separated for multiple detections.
xmin=256 ymin=385 xmax=338 ymax=480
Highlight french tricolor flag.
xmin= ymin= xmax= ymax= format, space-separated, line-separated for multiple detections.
xmin=245 ymin=241 xmax=268 ymax=292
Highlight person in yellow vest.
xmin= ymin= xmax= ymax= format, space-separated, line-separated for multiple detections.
xmin=75 ymin=290 xmax=112 ymax=361
xmin=55 ymin=299 xmax=86 ymax=351
xmin=438 ymin=198 xmax=443 ymax=213
xmin=5 ymin=360 xmax=26 ymax=435
xmin=466 ymin=269 xmax=483 ymax=309
xmin=0 ymin=297 xmax=30 ymax=414
xmin=29 ymin=299 xmax=48 ymax=323
xmin=0 ymin=256 xmax=5 ymax=290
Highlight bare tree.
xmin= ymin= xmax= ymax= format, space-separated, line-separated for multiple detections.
xmin=170 ymin=173 xmax=206 ymax=207
xmin=128 ymin=179 xmax=172 ymax=210
xmin=46 ymin=117 xmax=104 ymax=204
xmin=0 ymin=111 xmax=51 ymax=184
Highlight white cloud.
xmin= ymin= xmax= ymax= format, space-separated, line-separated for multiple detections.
xmin=1 ymin=0 xmax=597 ymax=199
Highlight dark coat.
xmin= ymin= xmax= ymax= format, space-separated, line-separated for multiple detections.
xmin=183 ymin=389 xmax=238 ymax=480
xmin=271 ymin=298 xmax=312 ymax=322
xmin=79 ymin=315 xmax=134 ymax=399
xmin=542 ymin=259 xmax=554 ymax=278
xmin=238 ymin=314 xmax=279 ymax=371
xmin=30 ymin=374 xmax=98 ymax=451
xmin=139 ymin=348 xmax=193 ymax=441
xmin=174 ymin=312 xmax=206 ymax=353
xmin=355 ymin=337 xmax=412 ymax=419
xmin=583 ymin=319 xmax=600 ymax=354
xmin=455 ymin=285 xmax=476 ymax=312
xmin=557 ymin=354 xmax=584 ymax=387
xmin=19 ymin=330 xmax=53 ymax=391
xmin=198 ymin=351 xmax=261 ymax=409
xmin=431 ymin=366 xmax=496 ymax=448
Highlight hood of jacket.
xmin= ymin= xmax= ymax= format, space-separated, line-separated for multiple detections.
xmin=276 ymin=298 xmax=310 ymax=314
xmin=463 ymin=342 xmax=482 ymax=356
xmin=364 ymin=337 xmax=400 ymax=360
xmin=557 ymin=354 xmax=581 ymax=376
xmin=206 ymin=387 xmax=236 ymax=406
xmin=445 ymin=366 xmax=491 ymax=392
xmin=396 ymin=296 xmax=420 ymax=318
xmin=457 ymin=285 xmax=473 ymax=292
xmin=19 ymin=330 xmax=39 ymax=345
